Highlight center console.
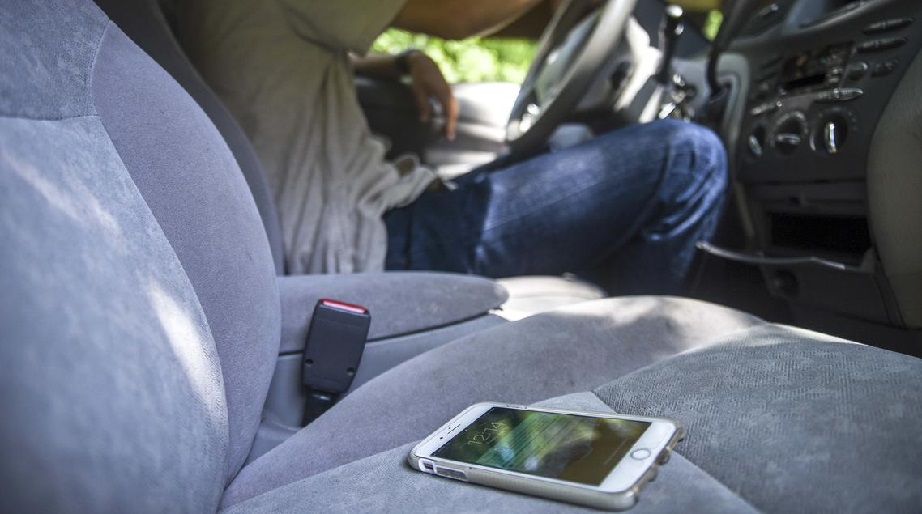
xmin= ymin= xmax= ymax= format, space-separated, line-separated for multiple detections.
xmin=715 ymin=0 xmax=922 ymax=338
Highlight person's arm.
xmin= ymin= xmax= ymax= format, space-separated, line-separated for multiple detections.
xmin=350 ymin=54 xmax=405 ymax=79
xmin=392 ymin=0 xmax=547 ymax=40
xmin=350 ymin=52 xmax=459 ymax=140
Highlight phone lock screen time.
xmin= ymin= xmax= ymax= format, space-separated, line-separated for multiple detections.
xmin=432 ymin=407 xmax=650 ymax=486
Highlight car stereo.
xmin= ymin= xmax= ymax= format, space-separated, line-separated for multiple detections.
xmin=719 ymin=1 xmax=922 ymax=331
xmin=777 ymin=44 xmax=850 ymax=94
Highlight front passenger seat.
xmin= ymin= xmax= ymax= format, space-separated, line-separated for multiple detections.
xmin=93 ymin=0 xmax=608 ymax=318
xmin=3 ymin=2 xmax=921 ymax=512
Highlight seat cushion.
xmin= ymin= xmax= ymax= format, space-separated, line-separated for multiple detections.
xmin=224 ymin=324 xmax=922 ymax=512
xmin=595 ymin=329 xmax=922 ymax=513
xmin=222 ymin=297 xmax=764 ymax=507
xmin=278 ymin=272 xmax=508 ymax=353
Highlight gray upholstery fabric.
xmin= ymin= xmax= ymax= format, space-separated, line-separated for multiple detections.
xmin=278 ymin=273 xmax=509 ymax=352
xmin=91 ymin=25 xmax=281 ymax=483
xmin=224 ymin=447 xmax=759 ymax=514
xmin=0 ymin=116 xmax=227 ymax=512
xmin=595 ymin=324 xmax=922 ymax=513
xmin=222 ymin=297 xmax=763 ymax=507
xmin=224 ymin=394 xmax=758 ymax=513
xmin=93 ymin=0 xmax=286 ymax=274
xmin=0 ymin=0 xmax=106 ymax=119
xmin=228 ymin=325 xmax=922 ymax=513
xmin=531 ymin=391 xmax=622 ymax=412
xmin=352 ymin=315 xmax=506 ymax=392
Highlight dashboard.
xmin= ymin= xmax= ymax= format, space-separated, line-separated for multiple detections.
xmin=737 ymin=0 xmax=920 ymax=184
xmin=719 ymin=0 xmax=922 ymax=337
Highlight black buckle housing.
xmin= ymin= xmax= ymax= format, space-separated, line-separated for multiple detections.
xmin=301 ymin=299 xmax=370 ymax=424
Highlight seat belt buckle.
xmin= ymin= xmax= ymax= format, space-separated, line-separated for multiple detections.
xmin=301 ymin=299 xmax=370 ymax=424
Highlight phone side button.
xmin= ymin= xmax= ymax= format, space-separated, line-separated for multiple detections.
xmin=630 ymin=448 xmax=652 ymax=461
xmin=435 ymin=466 xmax=468 ymax=482
xmin=657 ymin=448 xmax=671 ymax=464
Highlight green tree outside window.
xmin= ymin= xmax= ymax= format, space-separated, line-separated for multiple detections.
xmin=371 ymin=2 xmax=722 ymax=84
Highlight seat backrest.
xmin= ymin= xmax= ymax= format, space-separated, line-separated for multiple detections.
xmin=0 ymin=0 xmax=281 ymax=508
xmin=93 ymin=0 xmax=287 ymax=275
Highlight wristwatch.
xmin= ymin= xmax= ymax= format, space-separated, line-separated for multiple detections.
xmin=394 ymin=49 xmax=420 ymax=75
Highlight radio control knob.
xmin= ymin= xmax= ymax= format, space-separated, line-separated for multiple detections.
xmin=812 ymin=108 xmax=856 ymax=155
xmin=772 ymin=112 xmax=808 ymax=155
xmin=748 ymin=125 xmax=767 ymax=158
xmin=824 ymin=121 xmax=842 ymax=154
xmin=775 ymin=133 xmax=803 ymax=147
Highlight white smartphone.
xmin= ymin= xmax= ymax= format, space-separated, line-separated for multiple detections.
xmin=408 ymin=402 xmax=684 ymax=511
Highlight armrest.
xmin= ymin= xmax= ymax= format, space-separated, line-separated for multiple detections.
xmin=278 ymin=272 xmax=508 ymax=354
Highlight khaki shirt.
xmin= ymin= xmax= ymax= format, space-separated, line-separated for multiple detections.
xmin=177 ymin=0 xmax=436 ymax=273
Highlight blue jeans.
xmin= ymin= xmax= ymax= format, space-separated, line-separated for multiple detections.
xmin=384 ymin=120 xmax=727 ymax=294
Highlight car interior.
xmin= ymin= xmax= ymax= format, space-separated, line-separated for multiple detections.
xmin=1 ymin=0 xmax=920 ymax=512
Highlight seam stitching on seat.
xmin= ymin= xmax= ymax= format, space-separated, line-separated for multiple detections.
xmin=85 ymin=20 xmax=111 ymax=118
xmin=0 ymin=15 xmax=110 ymax=121
xmin=0 ymin=114 xmax=101 ymax=122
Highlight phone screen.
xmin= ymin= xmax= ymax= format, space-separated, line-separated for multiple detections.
xmin=432 ymin=407 xmax=650 ymax=486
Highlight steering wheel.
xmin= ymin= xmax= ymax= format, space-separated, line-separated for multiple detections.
xmin=506 ymin=0 xmax=638 ymax=156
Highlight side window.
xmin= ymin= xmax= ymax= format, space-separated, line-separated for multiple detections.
xmin=371 ymin=2 xmax=724 ymax=83
xmin=372 ymin=30 xmax=537 ymax=84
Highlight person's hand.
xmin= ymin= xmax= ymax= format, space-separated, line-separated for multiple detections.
xmin=406 ymin=51 xmax=459 ymax=140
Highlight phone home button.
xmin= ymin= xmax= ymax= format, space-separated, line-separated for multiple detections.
xmin=630 ymin=448 xmax=652 ymax=461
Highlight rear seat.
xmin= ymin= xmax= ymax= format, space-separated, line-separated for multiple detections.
xmin=2 ymin=1 xmax=920 ymax=512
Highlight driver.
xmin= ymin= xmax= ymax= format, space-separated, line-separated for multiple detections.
xmin=176 ymin=0 xmax=727 ymax=294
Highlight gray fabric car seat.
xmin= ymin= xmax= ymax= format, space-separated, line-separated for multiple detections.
xmin=90 ymin=0 xmax=519 ymax=462
xmin=3 ymin=2 xmax=921 ymax=513
xmin=93 ymin=0 xmax=286 ymax=275
xmin=93 ymin=0 xmax=608 ymax=320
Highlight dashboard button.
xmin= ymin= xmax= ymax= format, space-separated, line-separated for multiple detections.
xmin=816 ymin=88 xmax=863 ymax=103
xmin=751 ymin=101 xmax=781 ymax=117
xmin=846 ymin=61 xmax=869 ymax=80
xmin=864 ymin=17 xmax=914 ymax=34
xmin=856 ymin=38 xmax=907 ymax=53
xmin=630 ymin=448 xmax=652 ymax=461
xmin=872 ymin=60 xmax=899 ymax=77
xmin=748 ymin=126 xmax=767 ymax=159
xmin=772 ymin=111 xmax=808 ymax=155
